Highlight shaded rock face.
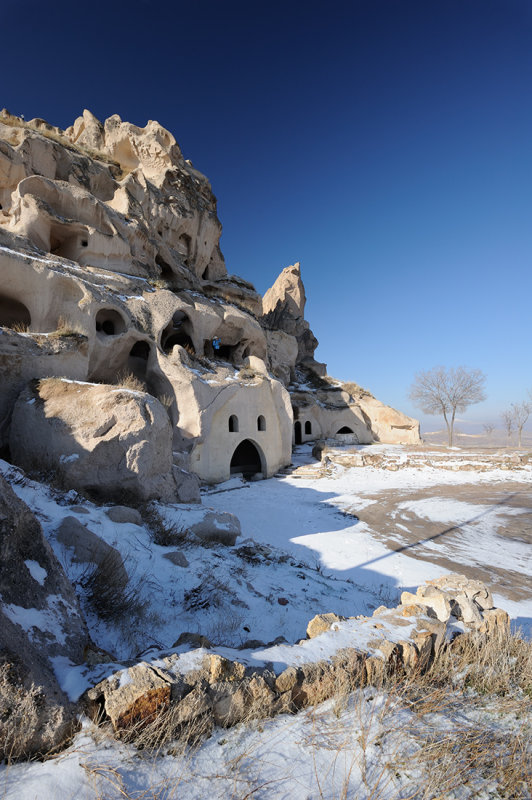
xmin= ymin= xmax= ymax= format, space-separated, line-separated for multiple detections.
xmin=0 ymin=476 xmax=89 ymax=759
xmin=261 ymin=263 xmax=420 ymax=445
xmin=261 ymin=262 xmax=323 ymax=371
xmin=9 ymin=379 xmax=187 ymax=504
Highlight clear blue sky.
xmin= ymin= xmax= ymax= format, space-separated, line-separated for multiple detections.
xmin=3 ymin=0 xmax=531 ymax=432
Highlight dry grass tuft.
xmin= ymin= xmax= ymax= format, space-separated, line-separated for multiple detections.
xmin=142 ymin=503 xmax=187 ymax=546
xmin=49 ymin=315 xmax=86 ymax=338
xmin=114 ymin=371 xmax=146 ymax=393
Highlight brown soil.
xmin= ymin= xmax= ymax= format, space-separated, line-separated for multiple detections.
xmin=346 ymin=481 xmax=532 ymax=603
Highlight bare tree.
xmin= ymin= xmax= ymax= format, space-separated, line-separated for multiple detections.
xmin=510 ymin=401 xmax=530 ymax=448
xmin=409 ymin=366 xmax=486 ymax=447
xmin=482 ymin=422 xmax=495 ymax=440
xmin=501 ymin=410 xmax=514 ymax=443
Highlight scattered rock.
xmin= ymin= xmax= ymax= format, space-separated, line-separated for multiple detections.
xmin=189 ymin=511 xmax=241 ymax=547
xmin=172 ymin=632 xmax=212 ymax=649
xmin=105 ymin=506 xmax=143 ymax=526
xmin=306 ymin=612 xmax=346 ymax=639
xmin=163 ymin=550 xmax=190 ymax=568
xmin=56 ymin=516 xmax=128 ymax=588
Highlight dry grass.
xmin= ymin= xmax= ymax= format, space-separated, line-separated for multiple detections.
xmin=142 ymin=503 xmax=187 ymax=546
xmin=11 ymin=321 xmax=30 ymax=333
xmin=98 ymin=627 xmax=531 ymax=798
xmin=78 ymin=551 xmax=147 ymax=624
xmin=114 ymin=371 xmax=146 ymax=393
xmin=49 ymin=315 xmax=86 ymax=338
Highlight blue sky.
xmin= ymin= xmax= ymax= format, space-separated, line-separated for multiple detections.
xmin=3 ymin=0 xmax=531 ymax=432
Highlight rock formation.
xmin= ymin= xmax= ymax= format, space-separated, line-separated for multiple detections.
xmin=85 ymin=574 xmax=509 ymax=737
xmin=0 ymin=477 xmax=90 ymax=758
xmin=0 ymin=108 xmax=419 ymax=501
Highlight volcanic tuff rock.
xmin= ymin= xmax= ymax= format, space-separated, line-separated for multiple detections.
xmin=0 ymin=476 xmax=89 ymax=758
xmin=0 ymin=108 xmax=419 ymax=499
xmin=10 ymin=379 xmax=192 ymax=503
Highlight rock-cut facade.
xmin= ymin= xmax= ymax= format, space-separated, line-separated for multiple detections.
xmin=0 ymin=109 xmax=419 ymax=501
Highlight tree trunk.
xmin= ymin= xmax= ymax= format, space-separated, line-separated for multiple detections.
xmin=443 ymin=410 xmax=453 ymax=447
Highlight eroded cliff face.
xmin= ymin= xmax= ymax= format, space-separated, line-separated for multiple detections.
xmin=0 ymin=108 xmax=418 ymax=499
xmin=261 ymin=262 xmax=420 ymax=445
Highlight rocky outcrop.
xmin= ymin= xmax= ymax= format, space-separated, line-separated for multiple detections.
xmin=261 ymin=262 xmax=420 ymax=445
xmin=0 ymin=476 xmax=89 ymax=759
xmin=0 ymin=109 xmax=418 ymax=490
xmin=9 ymin=379 xmax=192 ymax=503
xmin=85 ymin=575 xmax=509 ymax=740
xmin=262 ymin=262 xmax=325 ymax=375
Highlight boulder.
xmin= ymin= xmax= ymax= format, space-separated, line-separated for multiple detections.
xmin=0 ymin=476 xmax=89 ymax=759
xmin=189 ymin=510 xmax=241 ymax=547
xmin=87 ymin=663 xmax=172 ymax=731
xmin=427 ymin=574 xmax=494 ymax=611
xmin=401 ymin=587 xmax=452 ymax=622
xmin=55 ymin=516 xmax=128 ymax=589
xmin=105 ymin=506 xmax=143 ymax=526
xmin=306 ymin=612 xmax=346 ymax=639
xmin=163 ymin=550 xmax=189 ymax=568
xmin=10 ymin=379 xmax=182 ymax=504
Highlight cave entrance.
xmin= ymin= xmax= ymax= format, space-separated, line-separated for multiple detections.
xmin=161 ymin=311 xmax=194 ymax=355
xmin=127 ymin=341 xmax=150 ymax=382
xmin=96 ymin=309 xmax=126 ymax=336
xmin=294 ymin=420 xmax=302 ymax=445
xmin=0 ymin=296 xmax=31 ymax=330
xmin=49 ymin=225 xmax=88 ymax=261
xmin=337 ymin=426 xmax=354 ymax=434
xmin=230 ymin=439 xmax=264 ymax=479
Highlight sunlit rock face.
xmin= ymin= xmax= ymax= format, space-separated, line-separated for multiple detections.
xmin=0 ymin=108 xmax=418 ymax=495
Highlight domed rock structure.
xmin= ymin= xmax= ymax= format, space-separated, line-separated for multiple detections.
xmin=0 ymin=109 xmax=419 ymax=497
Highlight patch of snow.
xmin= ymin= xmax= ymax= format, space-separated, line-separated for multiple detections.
xmin=59 ymin=453 xmax=79 ymax=464
xmin=24 ymin=559 xmax=47 ymax=586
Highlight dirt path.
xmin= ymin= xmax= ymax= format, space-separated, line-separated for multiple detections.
xmin=344 ymin=481 xmax=532 ymax=603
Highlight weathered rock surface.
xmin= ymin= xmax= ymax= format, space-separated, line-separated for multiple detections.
xmin=0 ymin=110 xmax=419 ymax=489
xmin=262 ymin=262 xmax=325 ymax=374
xmin=9 ymin=379 xmax=187 ymax=503
xmin=56 ymin=516 xmax=128 ymax=588
xmin=0 ymin=476 xmax=89 ymax=758
xmin=105 ymin=506 xmax=143 ymax=526
xmin=188 ymin=510 xmax=241 ymax=546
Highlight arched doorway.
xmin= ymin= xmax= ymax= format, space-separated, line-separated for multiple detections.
xmin=294 ymin=420 xmax=302 ymax=445
xmin=230 ymin=439 xmax=263 ymax=479
xmin=337 ymin=426 xmax=354 ymax=434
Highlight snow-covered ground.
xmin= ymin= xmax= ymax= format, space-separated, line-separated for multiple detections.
xmin=1 ymin=444 xmax=531 ymax=799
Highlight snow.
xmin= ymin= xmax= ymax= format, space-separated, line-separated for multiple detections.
xmin=1 ymin=595 xmax=72 ymax=645
xmin=0 ymin=446 xmax=530 ymax=798
xmin=24 ymin=559 xmax=47 ymax=585
xmin=59 ymin=453 xmax=79 ymax=464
